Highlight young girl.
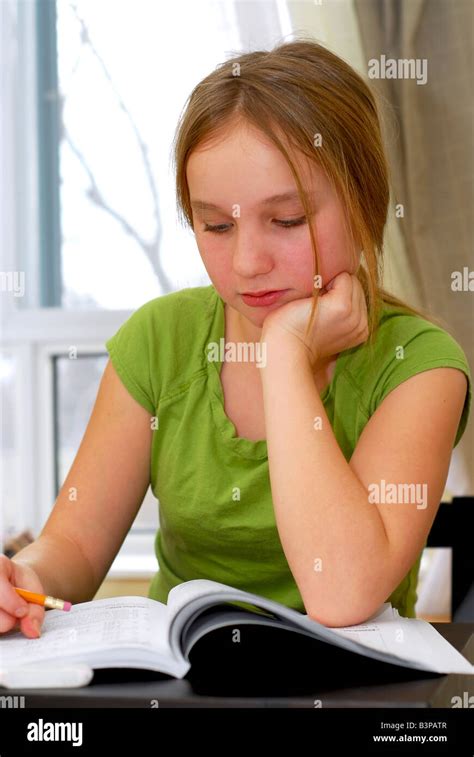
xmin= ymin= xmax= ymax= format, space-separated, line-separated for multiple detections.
xmin=2 ymin=39 xmax=471 ymax=638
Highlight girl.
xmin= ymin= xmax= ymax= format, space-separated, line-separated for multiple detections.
xmin=2 ymin=39 xmax=470 ymax=638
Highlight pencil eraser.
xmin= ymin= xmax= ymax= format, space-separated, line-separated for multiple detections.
xmin=63 ymin=601 xmax=72 ymax=612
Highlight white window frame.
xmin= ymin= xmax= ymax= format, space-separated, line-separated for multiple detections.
xmin=2 ymin=310 xmax=158 ymax=578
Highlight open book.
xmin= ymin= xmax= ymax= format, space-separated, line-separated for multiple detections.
xmin=0 ymin=579 xmax=472 ymax=687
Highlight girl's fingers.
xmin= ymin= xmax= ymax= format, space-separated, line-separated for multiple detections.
xmin=20 ymin=611 xmax=44 ymax=638
xmin=0 ymin=607 xmax=19 ymax=634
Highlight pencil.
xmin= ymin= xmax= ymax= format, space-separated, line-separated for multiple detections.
xmin=14 ymin=587 xmax=72 ymax=612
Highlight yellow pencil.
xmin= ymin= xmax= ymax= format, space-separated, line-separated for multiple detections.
xmin=14 ymin=586 xmax=72 ymax=612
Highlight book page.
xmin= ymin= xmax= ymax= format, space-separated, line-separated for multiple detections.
xmin=329 ymin=611 xmax=474 ymax=674
xmin=167 ymin=579 xmax=266 ymax=621
xmin=0 ymin=596 xmax=170 ymax=670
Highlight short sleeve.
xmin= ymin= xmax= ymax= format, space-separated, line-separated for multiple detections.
xmin=105 ymin=301 xmax=157 ymax=415
xmin=370 ymin=325 xmax=472 ymax=449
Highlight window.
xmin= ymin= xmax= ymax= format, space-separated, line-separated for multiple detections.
xmin=1 ymin=0 xmax=285 ymax=575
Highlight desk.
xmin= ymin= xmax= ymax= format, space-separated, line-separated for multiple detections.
xmin=2 ymin=623 xmax=473 ymax=708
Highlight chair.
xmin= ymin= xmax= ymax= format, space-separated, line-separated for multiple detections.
xmin=426 ymin=496 xmax=474 ymax=621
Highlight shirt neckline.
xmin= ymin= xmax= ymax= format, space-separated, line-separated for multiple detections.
xmin=207 ymin=286 xmax=344 ymax=460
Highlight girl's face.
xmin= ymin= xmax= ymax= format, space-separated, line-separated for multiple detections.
xmin=187 ymin=122 xmax=359 ymax=339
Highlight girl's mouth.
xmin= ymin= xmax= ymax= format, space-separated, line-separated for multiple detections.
xmin=240 ymin=290 xmax=289 ymax=307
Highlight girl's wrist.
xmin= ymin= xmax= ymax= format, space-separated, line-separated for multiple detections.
xmin=259 ymin=325 xmax=315 ymax=370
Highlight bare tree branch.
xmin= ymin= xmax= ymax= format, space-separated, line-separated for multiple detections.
xmin=64 ymin=127 xmax=152 ymax=252
xmin=61 ymin=1 xmax=172 ymax=291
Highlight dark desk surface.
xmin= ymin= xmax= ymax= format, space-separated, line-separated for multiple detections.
xmin=2 ymin=623 xmax=473 ymax=708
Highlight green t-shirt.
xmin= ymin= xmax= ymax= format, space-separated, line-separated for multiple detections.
xmin=105 ymin=285 xmax=471 ymax=618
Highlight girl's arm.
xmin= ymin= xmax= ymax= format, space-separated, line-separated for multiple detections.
xmin=260 ymin=331 xmax=467 ymax=627
xmin=12 ymin=360 xmax=153 ymax=605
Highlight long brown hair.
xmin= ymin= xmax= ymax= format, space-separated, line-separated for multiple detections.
xmin=172 ymin=36 xmax=444 ymax=353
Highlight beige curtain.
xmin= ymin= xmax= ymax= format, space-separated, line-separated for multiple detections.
xmin=353 ymin=0 xmax=473 ymax=494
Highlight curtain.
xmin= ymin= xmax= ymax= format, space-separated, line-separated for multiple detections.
xmin=353 ymin=0 xmax=473 ymax=494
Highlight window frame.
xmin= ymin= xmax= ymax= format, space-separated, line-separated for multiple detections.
xmin=36 ymin=0 xmax=62 ymax=307
xmin=2 ymin=308 xmax=158 ymax=577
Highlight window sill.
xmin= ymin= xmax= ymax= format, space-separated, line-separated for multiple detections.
xmin=106 ymin=531 xmax=157 ymax=579
xmin=107 ymin=554 xmax=157 ymax=579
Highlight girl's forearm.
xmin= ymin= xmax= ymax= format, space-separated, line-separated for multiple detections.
xmin=12 ymin=532 xmax=99 ymax=605
xmin=260 ymin=331 xmax=390 ymax=626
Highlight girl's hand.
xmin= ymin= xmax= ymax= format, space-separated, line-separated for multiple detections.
xmin=261 ymin=272 xmax=369 ymax=369
xmin=0 ymin=554 xmax=45 ymax=638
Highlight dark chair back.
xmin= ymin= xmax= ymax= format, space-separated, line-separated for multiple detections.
xmin=426 ymin=496 xmax=474 ymax=620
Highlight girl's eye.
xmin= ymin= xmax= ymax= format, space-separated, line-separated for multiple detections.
xmin=276 ymin=216 xmax=307 ymax=228
xmin=203 ymin=216 xmax=307 ymax=234
xmin=203 ymin=223 xmax=231 ymax=234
